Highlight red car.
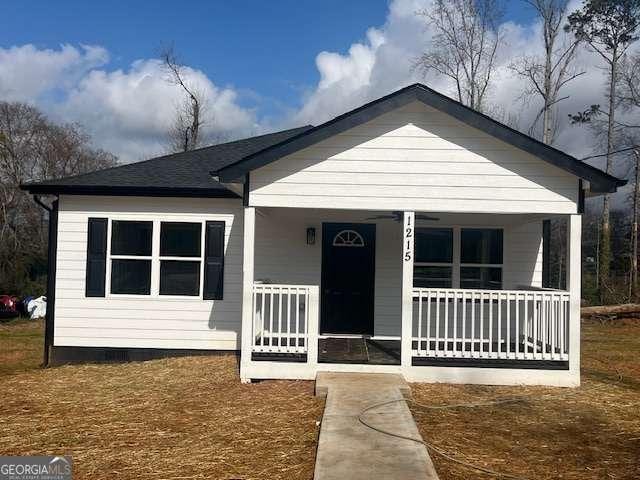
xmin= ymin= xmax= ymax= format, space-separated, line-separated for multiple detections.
xmin=0 ymin=295 xmax=20 ymax=320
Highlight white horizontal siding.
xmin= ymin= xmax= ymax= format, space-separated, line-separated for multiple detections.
xmin=249 ymin=101 xmax=579 ymax=214
xmin=53 ymin=195 xmax=243 ymax=350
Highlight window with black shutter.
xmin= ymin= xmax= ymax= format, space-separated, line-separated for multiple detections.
xmin=86 ymin=218 xmax=108 ymax=297
xmin=89 ymin=218 xmax=224 ymax=298
xmin=159 ymin=222 xmax=202 ymax=296
xmin=203 ymin=221 xmax=225 ymax=300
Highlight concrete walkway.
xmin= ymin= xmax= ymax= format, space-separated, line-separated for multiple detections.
xmin=314 ymin=373 xmax=439 ymax=480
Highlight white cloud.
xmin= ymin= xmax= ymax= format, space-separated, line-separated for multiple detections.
xmin=292 ymin=4 xmax=429 ymax=125
xmin=0 ymin=44 xmax=108 ymax=102
xmin=0 ymin=44 xmax=258 ymax=162
xmin=58 ymin=59 xmax=257 ymax=160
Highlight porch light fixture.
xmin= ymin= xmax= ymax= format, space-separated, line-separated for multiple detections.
xmin=306 ymin=227 xmax=316 ymax=245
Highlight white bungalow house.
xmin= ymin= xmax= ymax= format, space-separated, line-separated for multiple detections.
xmin=23 ymin=84 xmax=625 ymax=387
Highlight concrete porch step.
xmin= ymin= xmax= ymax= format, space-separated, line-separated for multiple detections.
xmin=314 ymin=372 xmax=439 ymax=480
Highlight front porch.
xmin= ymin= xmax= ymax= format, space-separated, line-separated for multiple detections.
xmin=239 ymin=207 xmax=580 ymax=386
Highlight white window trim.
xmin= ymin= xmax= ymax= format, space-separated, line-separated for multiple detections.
xmin=414 ymin=226 xmax=504 ymax=289
xmin=105 ymin=218 xmax=207 ymax=300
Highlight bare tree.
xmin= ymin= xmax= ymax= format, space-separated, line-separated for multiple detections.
xmin=619 ymin=53 xmax=640 ymax=111
xmin=0 ymin=102 xmax=116 ymax=293
xmin=511 ymin=0 xmax=585 ymax=144
xmin=565 ymin=0 xmax=640 ymax=302
xmin=510 ymin=1 xmax=584 ymax=292
xmin=160 ymin=46 xmax=206 ymax=152
xmin=619 ymin=56 xmax=640 ymax=299
xmin=415 ymin=0 xmax=503 ymax=112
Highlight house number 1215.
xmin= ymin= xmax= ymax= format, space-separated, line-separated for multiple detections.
xmin=404 ymin=215 xmax=413 ymax=262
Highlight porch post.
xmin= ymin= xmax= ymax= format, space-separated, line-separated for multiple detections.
xmin=239 ymin=206 xmax=256 ymax=383
xmin=401 ymin=211 xmax=415 ymax=369
xmin=566 ymin=214 xmax=581 ymax=386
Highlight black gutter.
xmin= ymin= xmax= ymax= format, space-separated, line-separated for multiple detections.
xmin=33 ymin=195 xmax=58 ymax=367
xmin=21 ymin=185 xmax=240 ymax=198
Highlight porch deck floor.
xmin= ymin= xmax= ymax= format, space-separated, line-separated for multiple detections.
xmin=314 ymin=372 xmax=439 ymax=480
xmin=318 ymin=338 xmax=401 ymax=365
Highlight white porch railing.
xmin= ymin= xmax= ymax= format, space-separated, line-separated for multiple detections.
xmin=412 ymin=288 xmax=570 ymax=361
xmin=252 ymin=284 xmax=317 ymax=355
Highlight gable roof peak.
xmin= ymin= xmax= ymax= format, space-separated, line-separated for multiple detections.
xmin=217 ymin=83 xmax=624 ymax=194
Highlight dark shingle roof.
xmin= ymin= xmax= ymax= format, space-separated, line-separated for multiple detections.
xmin=21 ymin=126 xmax=313 ymax=197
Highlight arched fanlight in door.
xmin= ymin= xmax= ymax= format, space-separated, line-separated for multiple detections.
xmin=332 ymin=230 xmax=365 ymax=247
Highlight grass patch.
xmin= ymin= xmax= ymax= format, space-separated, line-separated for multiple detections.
xmin=0 ymin=324 xmax=323 ymax=479
xmin=0 ymin=318 xmax=43 ymax=376
xmin=411 ymin=318 xmax=640 ymax=480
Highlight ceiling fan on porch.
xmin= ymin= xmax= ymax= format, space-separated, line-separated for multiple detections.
xmin=365 ymin=211 xmax=439 ymax=222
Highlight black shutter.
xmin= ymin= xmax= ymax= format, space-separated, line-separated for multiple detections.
xmin=86 ymin=218 xmax=108 ymax=297
xmin=203 ymin=221 xmax=225 ymax=300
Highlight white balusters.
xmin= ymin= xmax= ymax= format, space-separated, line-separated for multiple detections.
xmin=252 ymin=284 xmax=313 ymax=354
xmin=412 ymin=288 xmax=570 ymax=362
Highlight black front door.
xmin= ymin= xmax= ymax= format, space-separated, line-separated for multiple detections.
xmin=321 ymin=223 xmax=375 ymax=335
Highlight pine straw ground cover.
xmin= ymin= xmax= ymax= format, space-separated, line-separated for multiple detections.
xmin=0 ymin=336 xmax=323 ymax=479
xmin=410 ymin=318 xmax=640 ymax=480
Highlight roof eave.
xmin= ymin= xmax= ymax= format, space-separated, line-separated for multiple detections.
xmin=20 ymin=184 xmax=241 ymax=199
xmin=589 ymin=177 xmax=628 ymax=195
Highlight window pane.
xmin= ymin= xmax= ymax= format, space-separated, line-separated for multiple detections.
xmin=160 ymin=261 xmax=201 ymax=296
xmin=161 ymin=222 xmax=202 ymax=257
xmin=414 ymin=266 xmax=452 ymax=288
xmin=415 ymin=228 xmax=453 ymax=263
xmin=111 ymin=259 xmax=151 ymax=294
xmin=460 ymin=267 xmax=502 ymax=289
xmin=111 ymin=221 xmax=152 ymax=256
xmin=461 ymin=229 xmax=503 ymax=264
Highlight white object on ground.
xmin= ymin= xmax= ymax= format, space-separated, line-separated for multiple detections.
xmin=27 ymin=296 xmax=47 ymax=319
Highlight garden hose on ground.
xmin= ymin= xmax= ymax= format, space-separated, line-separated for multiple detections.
xmin=357 ymin=382 xmax=627 ymax=479
xmin=357 ymin=397 xmax=530 ymax=480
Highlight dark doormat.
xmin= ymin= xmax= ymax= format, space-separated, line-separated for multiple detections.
xmin=318 ymin=338 xmax=401 ymax=365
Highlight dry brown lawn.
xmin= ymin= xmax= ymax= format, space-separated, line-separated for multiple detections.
xmin=0 ymin=321 xmax=323 ymax=480
xmin=2 ymin=318 xmax=639 ymax=479
xmin=0 ymin=318 xmax=44 ymax=375
xmin=411 ymin=318 xmax=640 ymax=480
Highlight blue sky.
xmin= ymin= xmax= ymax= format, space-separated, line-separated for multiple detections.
xmin=2 ymin=1 xmax=536 ymax=115
xmin=4 ymin=0 xmax=624 ymax=168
